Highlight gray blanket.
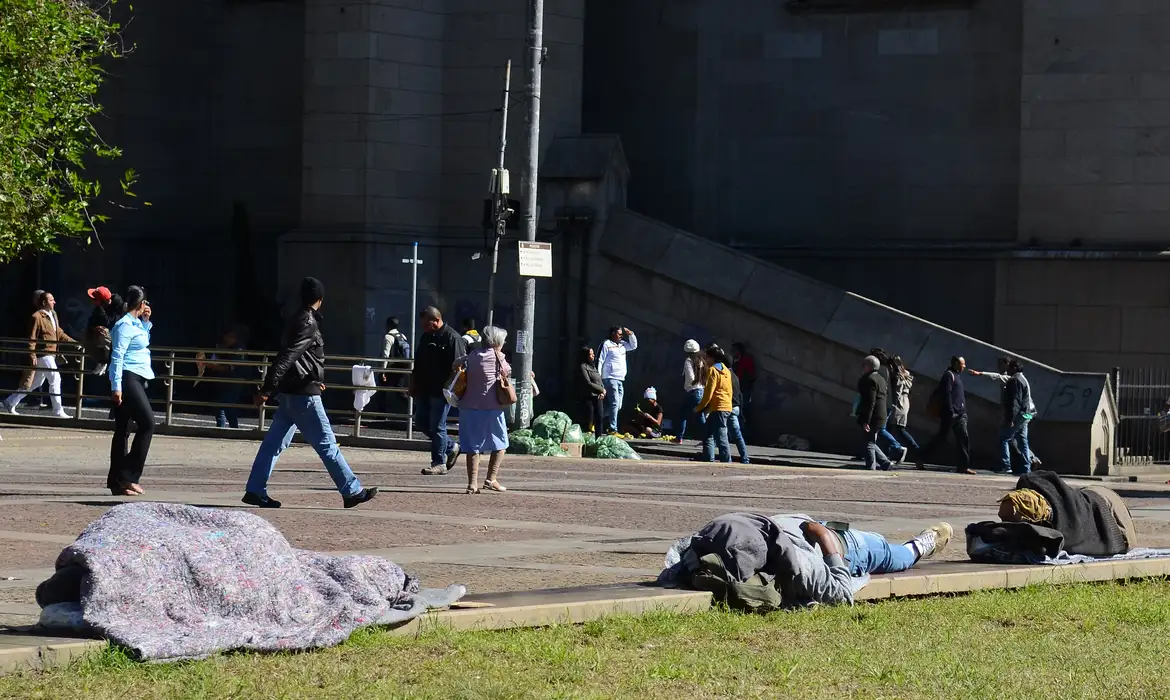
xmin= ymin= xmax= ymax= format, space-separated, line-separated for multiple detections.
xmin=38 ymin=502 xmax=464 ymax=662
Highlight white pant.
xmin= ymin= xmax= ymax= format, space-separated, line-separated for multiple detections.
xmin=6 ymin=355 xmax=63 ymax=414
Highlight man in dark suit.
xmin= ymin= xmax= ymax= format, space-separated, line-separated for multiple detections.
xmin=857 ymin=355 xmax=893 ymax=471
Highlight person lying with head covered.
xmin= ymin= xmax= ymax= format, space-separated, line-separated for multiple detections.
xmin=967 ymin=470 xmax=1136 ymax=563
xmin=660 ymin=512 xmax=952 ymax=611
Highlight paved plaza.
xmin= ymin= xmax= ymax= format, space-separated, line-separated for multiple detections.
xmin=3 ymin=426 xmax=1170 ymax=629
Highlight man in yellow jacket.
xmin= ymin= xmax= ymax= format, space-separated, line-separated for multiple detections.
xmin=696 ymin=344 xmax=734 ymax=463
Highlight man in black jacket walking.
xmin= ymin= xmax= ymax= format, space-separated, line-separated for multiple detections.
xmin=412 ymin=306 xmax=467 ymax=475
xmin=857 ymin=355 xmax=894 ymax=471
xmin=242 ymin=277 xmax=377 ymax=509
xmin=915 ymin=356 xmax=976 ymax=475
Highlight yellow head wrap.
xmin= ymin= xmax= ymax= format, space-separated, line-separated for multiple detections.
xmin=998 ymin=489 xmax=1052 ymax=524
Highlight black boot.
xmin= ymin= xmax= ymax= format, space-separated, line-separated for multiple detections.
xmin=241 ymin=492 xmax=281 ymax=508
xmin=343 ymin=487 xmax=379 ymax=509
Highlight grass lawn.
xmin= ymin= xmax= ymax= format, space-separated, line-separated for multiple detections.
xmin=4 ymin=580 xmax=1170 ymax=699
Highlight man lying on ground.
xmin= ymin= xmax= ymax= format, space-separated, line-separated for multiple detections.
xmin=660 ymin=512 xmax=952 ymax=610
xmin=967 ymin=470 xmax=1136 ymax=563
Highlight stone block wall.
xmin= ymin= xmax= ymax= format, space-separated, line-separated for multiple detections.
xmin=1019 ymin=0 xmax=1170 ymax=244
xmin=995 ymin=258 xmax=1170 ymax=371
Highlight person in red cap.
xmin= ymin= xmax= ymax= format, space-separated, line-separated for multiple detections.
xmin=85 ymin=286 xmax=124 ymax=380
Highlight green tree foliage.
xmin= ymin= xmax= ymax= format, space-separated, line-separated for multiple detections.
xmin=0 ymin=0 xmax=140 ymax=262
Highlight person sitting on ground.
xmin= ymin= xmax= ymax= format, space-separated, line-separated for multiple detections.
xmin=660 ymin=511 xmax=952 ymax=610
xmin=627 ymin=387 xmax=664 ymax=438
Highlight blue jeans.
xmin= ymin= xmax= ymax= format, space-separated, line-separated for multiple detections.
xmin=678 ymin=388 xmax=705 ymax=439
xmin=246 ymin=394 xmax=362 ymax=498
xmin=702 ymin=411 xmax=731 ymax=462
xmin=415 ymin=394 xmax=454 ymax=467
xmin=842 ymin=528 xmax=917 ymax=577
xmin=728 ymin=407 xmax=750 ymax=463
xmin=878 ymin=408 xmax=904 ymax=453
xmin=603 ymin=378 xmax=624 ymax=432
xmin=890 ymin=424 xmax=920 ymax=451
xmin=1000 ymin=416 xmax=1032 ymax=473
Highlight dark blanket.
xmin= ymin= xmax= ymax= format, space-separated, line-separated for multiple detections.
xmin=1018 ymin=471 xmax=1128 ymax=556
xmin=966 ymin=521 xmax=1064 ymax=565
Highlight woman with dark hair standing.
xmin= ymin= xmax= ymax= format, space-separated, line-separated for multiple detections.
xmin=107 ymin=286 xmax=155 ymax=496
xmin=574 ymin=345 xmax=606 ymax=436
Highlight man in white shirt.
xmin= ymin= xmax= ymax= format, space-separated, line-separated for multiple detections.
xmin=597 ymin=325 xmax=637 ymax=433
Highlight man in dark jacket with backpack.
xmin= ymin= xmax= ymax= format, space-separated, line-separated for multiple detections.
xmin=915 ymin=356 xmax=975 ymax=475
xmin=857 ymin=355 xmax=894 ymax=471
xmin=242 ymin=277 xmax=378 ymax=509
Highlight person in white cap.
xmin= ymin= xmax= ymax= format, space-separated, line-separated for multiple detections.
xmin=675 ymin=339 xmax=706 ymax=443
xmin=628 ymin=386 xmax=664 ymax=438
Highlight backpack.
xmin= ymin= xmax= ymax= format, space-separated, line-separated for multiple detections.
xmin=388 ymin=332 xmax=410 ymax=360
xmin=926 ymin=371 xmax=952 ymax=419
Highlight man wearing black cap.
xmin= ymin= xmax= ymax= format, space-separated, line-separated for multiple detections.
xmin=242 ymin=276 xmax=378 ymax=509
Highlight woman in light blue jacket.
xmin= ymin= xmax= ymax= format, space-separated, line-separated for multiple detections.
xmin=107 ymin=286 xmax=155 ymax=496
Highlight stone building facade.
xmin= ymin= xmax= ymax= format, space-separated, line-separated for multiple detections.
xmin=4 ymin=0 xmax=1168 ymax=374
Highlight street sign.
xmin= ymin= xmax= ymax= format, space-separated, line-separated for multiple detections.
xmin=517 ymin=241 xmax=553 ymax=277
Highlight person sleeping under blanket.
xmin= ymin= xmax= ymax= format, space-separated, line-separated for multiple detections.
xmin=659 ymin=512 xmax=953 ymax=611
xmin=966 ymin=470 xmax=1137 ymax=564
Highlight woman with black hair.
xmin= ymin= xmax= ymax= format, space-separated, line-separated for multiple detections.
xmin=575 ymin=345 xmax=606 ymax=436
xmin=107 ymin=285 xmax=155 ymax=496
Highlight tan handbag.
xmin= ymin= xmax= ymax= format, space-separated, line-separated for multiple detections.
xmin=494 ymin=349 xmax=517 ymax=407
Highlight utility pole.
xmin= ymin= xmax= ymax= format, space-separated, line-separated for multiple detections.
xmin=486 ymin=60 xmax=513 ymax=328
xmin=512 ymin=0 xmax=543 ymax=428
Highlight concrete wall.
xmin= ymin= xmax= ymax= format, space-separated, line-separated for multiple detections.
xmin=1019 ymin=0 xmax=1170 ymax=243
xmin=587 ymin=208 xmax=1115 ymax=475
xmin=994 ymin=257 xmax=1170 ymax=371
xmin=584 ymin=0 xmax=1023 ymax=245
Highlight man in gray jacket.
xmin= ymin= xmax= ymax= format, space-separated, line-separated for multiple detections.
xmin=969 ymin=357 xmax=1042 ymax=473
xmin=662 ymin=512 xmax=952 ymax=608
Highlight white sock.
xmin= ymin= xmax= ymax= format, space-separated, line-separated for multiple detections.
xmin=905 ymin=541 xmax=922 ymax=559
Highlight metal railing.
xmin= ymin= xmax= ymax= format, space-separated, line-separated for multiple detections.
xmin=1112 ymin=366 xmax=1170 ymax=465
xmin=0 ymin=335 xmax=420 ymax=440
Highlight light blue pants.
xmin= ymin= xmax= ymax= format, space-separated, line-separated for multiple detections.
xmin=1000 ymin=416 xmax=1032 ymax=473
xmin=842 ymin=528 xmax=917 ymax=577
xmin=728 ymin=406 xmax=750 ymax=463
xmin=702 ymin=411 xmax=732 ymax=463
xmin=603 ymin=378 xmax=624 ymax=432
xmin=246 ymin=394 xmax=362 ymax=498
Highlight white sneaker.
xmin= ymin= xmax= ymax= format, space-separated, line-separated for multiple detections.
xmin=910 ymin=522 xmax=953 ymax=561
xmin=3 ymin=403 xmax=17 ymax=416
xmin=52 ymin=411 xmax=70 ymax=419
xmin=894 ymin=446 xmax=909 ymax=465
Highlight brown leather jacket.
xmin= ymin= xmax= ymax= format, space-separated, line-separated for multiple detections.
xmin=27 ymin=310 xmax=76 ymax=364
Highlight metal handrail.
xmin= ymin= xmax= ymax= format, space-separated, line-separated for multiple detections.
xmin=0 ymin=335 xmax=420 ymax=439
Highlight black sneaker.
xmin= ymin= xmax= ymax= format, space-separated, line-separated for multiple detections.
xmin=343 ymin=487 xmax=379 ymax=509
xmin=241 ymin=492 xmax=281 ymax=508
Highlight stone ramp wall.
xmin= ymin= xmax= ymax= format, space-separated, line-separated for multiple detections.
xmin=589 ymin=208 xmax=1115 ymax=474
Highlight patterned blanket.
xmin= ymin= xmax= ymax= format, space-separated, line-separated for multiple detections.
xmin=36 ymin=502 xmax=464 ymax=661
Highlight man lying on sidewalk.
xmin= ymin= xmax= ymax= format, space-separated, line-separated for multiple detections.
xmin=659 ymin=512 xmax=952 ymax=610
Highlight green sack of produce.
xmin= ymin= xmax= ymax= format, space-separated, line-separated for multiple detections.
xmin=529 ymin=436 xmax=568 ymax=457
xmin=563 ymin=423 xmax=585 ymax=444
xmin=590 ymin=435 xmax=642 ymax=460
xmin=508 ymin=432 xmax=537 ymax=455
xmin=531 ymin=411 xmax=573 ymax=441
